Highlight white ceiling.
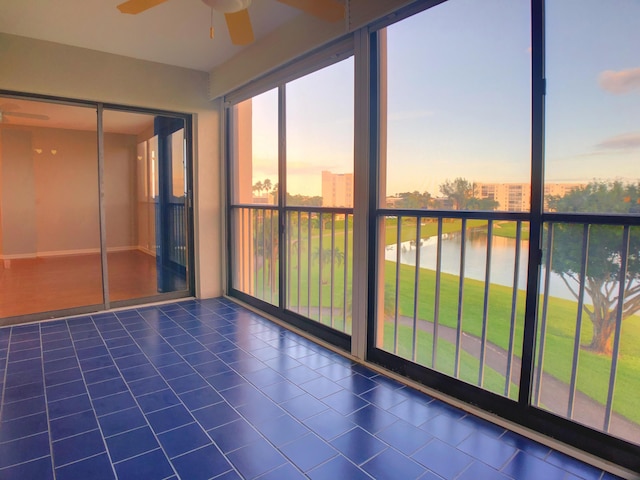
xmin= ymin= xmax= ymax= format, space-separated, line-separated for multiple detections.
xmin=0 ymin=0 xmax=302 ymax=72
xmin=0 ymin=97 xmax=159 ymax=134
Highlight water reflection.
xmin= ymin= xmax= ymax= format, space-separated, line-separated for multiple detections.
xmin=385 ymin=231 xmax=577 ymax=302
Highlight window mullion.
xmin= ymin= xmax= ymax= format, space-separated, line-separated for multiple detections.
xmin=518 ymin=0 xmax=546 ymax=407
xmin=278 ymin=84 xmax=287 ymax=312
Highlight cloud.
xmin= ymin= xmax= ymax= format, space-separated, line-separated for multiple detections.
xmin=388 ymin=110 xmax=434 ymax=122
xmin=595 ymin=131 xmax=640 ymax=150
xmin=598 ymin=67 xmax=640 ymax=94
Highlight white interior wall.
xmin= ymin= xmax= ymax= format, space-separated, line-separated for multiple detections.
xmin=0 ymin=126 xmax=140 ymax=257
xmin=104 ymin=132 xmax=138 ymax=251
xmin=0 ymin=129 xmax=37 ymax=257
xmin=32 ymin=127 xmax=101 ymax=255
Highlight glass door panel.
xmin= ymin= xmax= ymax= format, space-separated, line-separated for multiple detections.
xmin=285 ymin=58 xmax=355 ymax=334
xmin=0 ymin=97 xmax=103 ymax=318
xmin=536 ymin=0 xmax=640 ymax=445
xmin=374 ymin=0 xmax=530 ymax=396
xmin=103 ymin=110 xmax=188 ymax=303
xmin=229 ymin=89 xmax=280 ymax=305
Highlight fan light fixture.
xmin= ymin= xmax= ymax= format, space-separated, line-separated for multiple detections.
xmin=201 ymin=0 xmax=250 ymax=13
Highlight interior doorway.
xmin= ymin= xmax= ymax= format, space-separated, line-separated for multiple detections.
xmin=0 ymin=96 xmax=193 ymax=324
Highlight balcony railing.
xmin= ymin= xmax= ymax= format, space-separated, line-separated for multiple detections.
xmin=230 ymin=206 xmax=352 ymax=335
xmin=379 ymin=215 xmax=525 ymax=399
xmin=286 ymin=209 xmax=352 ymax=335
xmin=378 ymin=213 xmax=640 ymax=446
xmin=231 ymin=206 xmax=279 ymax=306
xmin=167 ymin=201 xmax=187 ymax=267
xmin=152 ymin=200 xmax=188 ymax=269
xmin=534 ymin=221 xmax=639 ymax=445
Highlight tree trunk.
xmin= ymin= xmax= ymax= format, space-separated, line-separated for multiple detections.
xmin=586 ymin=315 xmax=615 ymax=355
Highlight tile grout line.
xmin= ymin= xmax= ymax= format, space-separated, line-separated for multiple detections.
xmin=39 ymin=323 xmax=57 ymax=480
xmin=0 ymin=326 xmax=12 ymax=424
xmin=63 ymin=316 xmax=118 ymax=479
xmin=86 ymin=311 xmax=181 ymax=478
xmin=129 ymin=303 xmax=278 ymax=477
xmin=90 ymin=306 xmax=235 ymax=479
xmin=151 ymin=302 xmax=320 ymax=477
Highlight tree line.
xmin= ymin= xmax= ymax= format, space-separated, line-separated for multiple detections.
xmin=253 ymin=179 xmax=322 ymax=206
xmin=252 ymin=174 xmax=640 ymax=356
xmin=393 ymin=177 xmax=499 ymax=210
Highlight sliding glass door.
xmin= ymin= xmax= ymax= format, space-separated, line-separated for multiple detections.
xmin=0 ymin=98 xmax=103 ymax=319
xmin=533 ymin=0 xmax=640 ymax=447
xmin=365 ymin=0 xmax=639 ymax=469
xmin=0 ymin=95 xmax=192 ymax=324
xmin=103 ymin=110 xmax=189 ymax=305
xmin=371 ymin=0 xmax=531 ymax=396
xmin=227 ymin=50 xmax=355 ymax=347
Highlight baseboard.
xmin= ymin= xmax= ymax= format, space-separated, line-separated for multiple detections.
xmin=0 ymin=253 xmax=38 ymax=260
xmin=0 ymin=246 xmax=141 ymax=261
xmin=137 ymin=246 xmax=157 ymax=257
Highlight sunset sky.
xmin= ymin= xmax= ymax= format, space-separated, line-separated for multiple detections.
xmin=249 ymin=0 xmax=640 ymax=198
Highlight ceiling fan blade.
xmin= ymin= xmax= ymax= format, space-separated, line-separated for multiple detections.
xmin=4 ymin=112 xmax=50 ymax=121
xmin=225 ymin=9 xmax=254 ymax=46
xmin=117 ymin=0 xmax=170 ymax=15
xmin=275 ymin=0 xmax=345 ymax=22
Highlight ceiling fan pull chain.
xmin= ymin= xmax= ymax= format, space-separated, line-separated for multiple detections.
xmin=210 ymin=7 xmax=215 ymax=39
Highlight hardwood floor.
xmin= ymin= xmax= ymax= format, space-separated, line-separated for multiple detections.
xmin=0 ymin=250 xmax=177 ymax=320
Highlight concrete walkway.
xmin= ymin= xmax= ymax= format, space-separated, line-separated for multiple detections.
xmin=396 ymin=314 xmax=640 ymax=445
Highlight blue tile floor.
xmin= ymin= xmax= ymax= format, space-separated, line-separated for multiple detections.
xmin=0 ymin=298 xmax=623 ymax=479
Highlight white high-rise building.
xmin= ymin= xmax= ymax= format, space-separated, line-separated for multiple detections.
xmin=321 ymin=170 xmax=354 ymax=208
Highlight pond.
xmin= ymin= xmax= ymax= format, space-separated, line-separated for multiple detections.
xmin=385 ymin=230 xmax=582 ymax=303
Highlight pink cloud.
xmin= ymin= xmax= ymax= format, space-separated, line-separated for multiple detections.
xmin=595 ymin=131 xmax=640 ymax=150
xmin=598 ymin=67 xmax=640 ymax=94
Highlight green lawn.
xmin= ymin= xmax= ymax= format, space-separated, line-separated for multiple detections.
xmin=249 ymin=215 xmax=640 ymax=426
xmin=383 ymin=260 xmax=640 ymax=424
xmin=382 ymin=322 xmax=520 ymax=400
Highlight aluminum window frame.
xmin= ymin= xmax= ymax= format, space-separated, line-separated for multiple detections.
xmin=224 ymin=38 xmax=357 ymax=351
xmin=0 ymin=90 xmax=195 ymax=325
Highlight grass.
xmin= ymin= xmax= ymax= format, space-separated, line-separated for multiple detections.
xmin=492 ymin=220 xmax=530 ymax=240
xmin=383 ymin=260 xmax=640 ymax=424
xmin=381 ymin=322 xmax=520 ymax=400
xmin=247 ymin=215 xmax=640 ymax=426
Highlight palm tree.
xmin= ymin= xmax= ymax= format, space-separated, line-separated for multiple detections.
xmin=253 ymin=180 xmax=264 ymax=198
xmin=313 ymin=247 xmax=345 ymax=285
xmin=263 ymin=178 xmax=272 ymax=194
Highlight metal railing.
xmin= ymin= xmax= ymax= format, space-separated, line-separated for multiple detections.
xmin=380 ymin=212 xmax=639 ymax=443
xmin=231 ymin=206 xmax=279 ymax=306
xmin=153 ymin=200 xmax=188 ymax=268
xmin=534 ymin=221 xmax=638 ymax=442
xmin=167 ymin=201 xmax=187 ymax=267
xmin=380 ymin=214 xmax=525 ymax=398
xmin=285 ymin=208 xmax=353 ymax=335
xmin=230 ymin=205 xmax=353 ymax=334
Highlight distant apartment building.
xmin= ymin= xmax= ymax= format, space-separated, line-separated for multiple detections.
xmin=476 ymin=182 xmax=585 ymax=212
xmin=475 ymin=183 xmax=530 ymax=212
xmin=322 ymin=170 xmax=354 ymax=207
xmin=543 ymin=182 xmax=585 ymax=198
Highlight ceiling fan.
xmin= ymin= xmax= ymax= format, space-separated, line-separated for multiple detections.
xmin=116 ymin=0 xmax=345 ymax=46
xmin=0 ymin=104 xmax=50 ymax=124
